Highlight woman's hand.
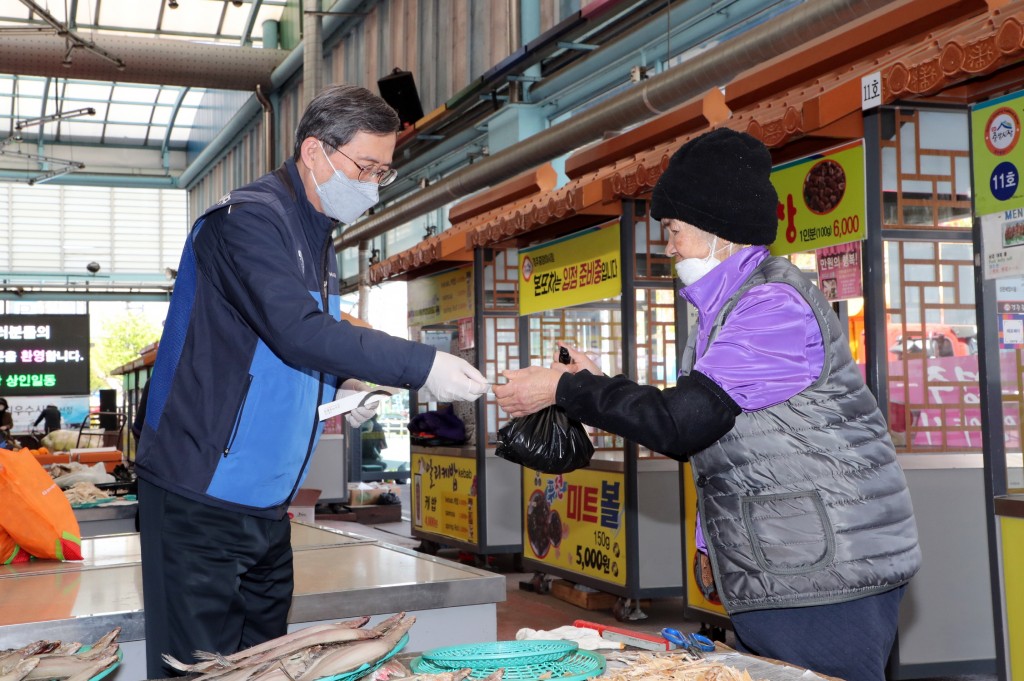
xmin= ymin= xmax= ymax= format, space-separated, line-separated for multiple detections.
xmin=556 ymin=343 xmax=603 ymax=376
xmin=492 ymin=365 xmax=568 ymax=417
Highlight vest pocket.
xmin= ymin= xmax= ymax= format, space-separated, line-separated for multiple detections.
xmin=740 ymin=490 xmax=835 ymax=575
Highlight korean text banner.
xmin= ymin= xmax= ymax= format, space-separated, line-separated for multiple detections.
xmin=407 ymin=266 xmax=474 ymax=328
xmin=412 ymin=452 xmax=478 ymax=544
xmin=972 ymin=90 xmax=1024 ymax=216
xmin=769 ymin=139 xmax=867 ymax=256
xmin=523 ymin=467 xmax=626 ymax=586
xmin=0 ymin=315 xmax=90 ymax=396
xmin=518 ymin=223 xmax=622 ymax=316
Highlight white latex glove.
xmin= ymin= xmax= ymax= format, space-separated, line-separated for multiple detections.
xmin=419 ymin=351 xmax=489 ymax=402
xmin=340 ymin=378 xmax=379 ymax=427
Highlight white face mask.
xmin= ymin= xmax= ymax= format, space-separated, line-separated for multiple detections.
xmin=311 ymin=143 xmax=379 ymax=224
xmin=675 ymin=236 xmax=721 ymax=286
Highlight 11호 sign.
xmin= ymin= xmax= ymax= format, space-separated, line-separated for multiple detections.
xmin=518 ymin=223 xmax=622 ymax=316
xmin=971 ymin=90 xmax=1024 ymax=215
xmin=0 ymin=315 xmax=90 ymax=396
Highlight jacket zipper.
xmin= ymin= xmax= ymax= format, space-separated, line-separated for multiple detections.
xmin=283 ymin=235 xmax=332 ymax=503
xmin=222 ymin=374 xmax=254 ymax=456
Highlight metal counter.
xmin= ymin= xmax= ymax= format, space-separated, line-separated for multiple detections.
xmin=74 ymin=502 xmax=138 ymax=538
xmin=0 ymin=522 xmax=505 ymax=679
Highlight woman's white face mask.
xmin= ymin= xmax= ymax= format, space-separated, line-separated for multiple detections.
xmin=675 ymin=235 xmax=722 ymax=286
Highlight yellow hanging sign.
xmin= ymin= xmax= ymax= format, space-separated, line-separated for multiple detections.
xmin=523 ymin=467 xmax=627 ymax=587
xmin=518 ymin=224 xmax=622 ymax=316
xmin=411 ymin=452 xmax=478 ymax=544
xmin=769 ymin=140 xmax=867 ymax=256
xmin=407 ymin=266 xmax=474 ymax=327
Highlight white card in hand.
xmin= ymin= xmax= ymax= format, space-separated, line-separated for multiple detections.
xmin=317 ymin=386 xmax=400 ymax=422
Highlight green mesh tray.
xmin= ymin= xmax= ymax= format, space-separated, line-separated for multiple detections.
xmin=422 ymin=641 xmax=579 ymax=668
xmin=411 ymin=648 xmax=605 ymax=681
xmin=316 ymin=634 xmax=408 ymax=681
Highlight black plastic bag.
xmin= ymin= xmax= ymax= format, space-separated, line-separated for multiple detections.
xmin=495 ymin=405 xmax=594 ymax=474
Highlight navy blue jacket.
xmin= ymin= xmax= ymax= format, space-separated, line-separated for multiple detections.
xmin=136 ymin=160 xmax=436 ymax=518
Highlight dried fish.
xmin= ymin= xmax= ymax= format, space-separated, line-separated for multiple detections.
xmin=0 ymin=657 xmax=39 ymax=681
xmin=0 ymin=629 xmax=120 ymax=681
xmin=296 ymin=615 xmax=416 ymax=681
xmin=165 ymin=613 xmax=416 ymax=681
xmin=188 ymin=617 xmax=375 ymax=674
xmin=381 ymin=668 xmax=476 ymax=681
xmin=603 ymin=652 xmax=759 ymax=681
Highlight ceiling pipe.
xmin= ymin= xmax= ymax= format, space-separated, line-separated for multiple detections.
xmin=0 ymin=33 xmax=286 ymax=90
xmin=336 ymin=0 xmax=898 ymax=251
xmin=303 ymin=0 xmax=324 ymax=108
xmin=0 ymin=170 xmax=176 ymax=187
xmin=255 ymin=85 xmax=275 ymax=172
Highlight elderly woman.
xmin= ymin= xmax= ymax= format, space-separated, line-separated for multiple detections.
xmin=493 ymin=128 xmax=920 ymax=681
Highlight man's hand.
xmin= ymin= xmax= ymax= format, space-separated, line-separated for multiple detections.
xmin=340 ymin=378 xmax=378 ymax=427
xmin=420 ymin=351 xmax=489 ymax=402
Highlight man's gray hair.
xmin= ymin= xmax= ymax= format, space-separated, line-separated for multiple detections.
xmin=292 ymin=84 xmax=400 ymax=159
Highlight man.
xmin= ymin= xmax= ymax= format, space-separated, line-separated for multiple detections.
xmin=136 ymin=85 xmax=488 ymax=678
xmin=32 ymin=403 xmax=61 ymax=434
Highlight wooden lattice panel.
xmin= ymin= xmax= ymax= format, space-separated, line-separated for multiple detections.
xmin=483 ymin=315 xmax=519 ymax=438
xmin=880 ymin=109 xmax=972 ymax=230
xmin=483 ymin=246 xmax=520 ymax=311
xmin=885 ymin=241 xmax=982 ymax=451
xmin=634 ymin=216 xmax=675 ymax=281
xmin=635 ymin=287 xmax=679 ymax=458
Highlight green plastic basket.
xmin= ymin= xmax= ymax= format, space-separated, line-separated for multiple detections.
xmin=422 ymin=640 xmax=579 ymax=668
xmin=411 ymin=648 xmax=606 ymax=681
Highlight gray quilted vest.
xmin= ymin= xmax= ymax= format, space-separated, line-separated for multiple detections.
xmin=682 ymin=256 xmax=920 ymax=614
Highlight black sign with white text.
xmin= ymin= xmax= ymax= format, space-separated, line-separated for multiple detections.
xmin=0 ymin=315 xmax=90 ymax=396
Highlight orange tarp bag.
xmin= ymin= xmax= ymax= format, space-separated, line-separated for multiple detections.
xmin=0 ymin=524 xmax=30 ymax=565
xmin=0 ymin=448 xmax=82 ymax=561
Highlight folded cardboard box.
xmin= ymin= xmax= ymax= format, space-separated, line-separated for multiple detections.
xmin=288 ymin=488 xmax=321 ymax=523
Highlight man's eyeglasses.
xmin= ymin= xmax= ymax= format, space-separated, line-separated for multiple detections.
xmin=325 ymin=143 xmax=398 ymax=187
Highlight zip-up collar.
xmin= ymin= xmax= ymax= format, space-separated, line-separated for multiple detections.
xmin=281 ymin=157 xmax=336 ymax=242
xmin=679 ymin=245 xmax=770 ymax=355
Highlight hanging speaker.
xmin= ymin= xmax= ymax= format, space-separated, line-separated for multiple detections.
xmin=377 ymin=68 xmax=424 ymax=129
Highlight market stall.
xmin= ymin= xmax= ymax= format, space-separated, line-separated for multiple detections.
xmin=0 ymin=523 xmax=505 ymax=680
xmin=366 ymin=168 xmax=566 ymax=563
xmin=508 ymin=208 xmax=686 ymax=619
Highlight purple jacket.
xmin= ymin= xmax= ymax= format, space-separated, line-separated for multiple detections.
xmin=681 ymin=246 xmax=824 ymax=411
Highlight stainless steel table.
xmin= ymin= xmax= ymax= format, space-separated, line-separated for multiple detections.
xmin=0 ymin=522 xmax=505 ymax=680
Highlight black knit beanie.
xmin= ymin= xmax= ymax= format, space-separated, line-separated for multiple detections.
xmin=650 ymin=128 xmax=779 ymax=245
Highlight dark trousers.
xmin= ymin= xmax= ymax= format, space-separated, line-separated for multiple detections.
xmin=731 ymin=585 xmax=906 ymax=681
xmin=138 ymin=478 xmax=294 ymax=679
